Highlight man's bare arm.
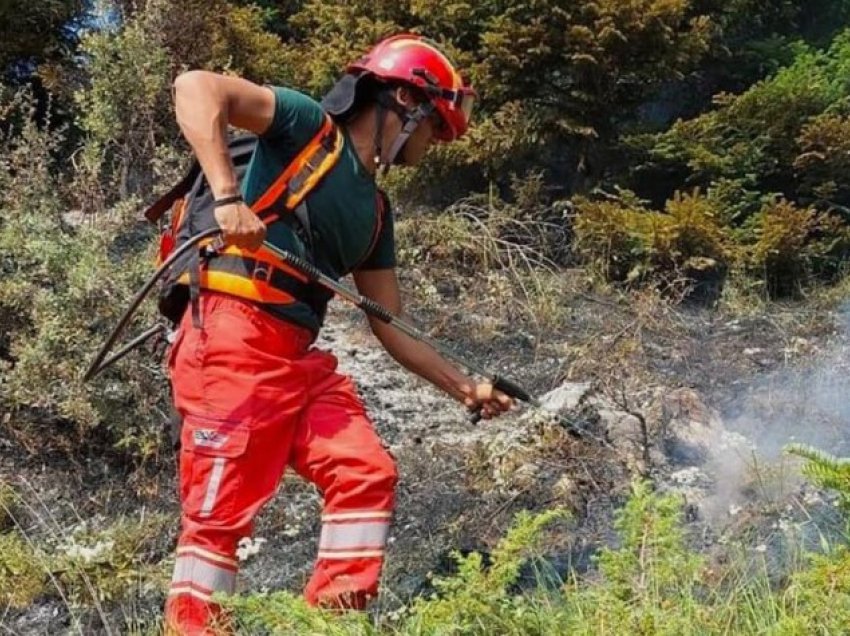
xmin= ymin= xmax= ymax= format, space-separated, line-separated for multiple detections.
xmin=172 ymin=71 xmax=274 ymax=249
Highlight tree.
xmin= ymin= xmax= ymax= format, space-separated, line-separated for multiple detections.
xmin=0 ymin=0 xmax=85 ymax=80
xmin=634 ymin=29 xmax=850 ymax=218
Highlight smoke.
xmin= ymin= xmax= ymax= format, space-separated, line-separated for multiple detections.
xmin=686 ymin=302 xmax=850 ymax=520
xmin=724 ymin=304 xmax=850 ymax=457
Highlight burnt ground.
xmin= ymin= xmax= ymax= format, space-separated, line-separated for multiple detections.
xmin=2 ymin=268 xmax=849 ymax=634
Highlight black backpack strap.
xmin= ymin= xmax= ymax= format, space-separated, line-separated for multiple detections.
xmin=144 ymin=134 xmax=259 ymax=223
xmin=293 ymin=201 xmax=314 ymax=255
xmin=144 ymin=164 xmax=200 ymax=223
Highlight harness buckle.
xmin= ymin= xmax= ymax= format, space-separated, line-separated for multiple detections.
xmin=303 ymin=147 xmax=330 ymax=174
xmin=252 ymin=263 xmax=272 ymax=283
xmin=320 ymin=131 xmax=336 ymax=152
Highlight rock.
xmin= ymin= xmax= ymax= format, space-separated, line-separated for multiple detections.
xmin=585 ymin=405 xmax=646 ymax=476
xmin=597 ymin=407 xmax=644 ymax=444
xmin=660 ymin=388 xmax=728 ymax=465
xmin=525 ymin=381 xmax=652 ymax=477
xmin=539 ymin=382 xmax=592 ymax=414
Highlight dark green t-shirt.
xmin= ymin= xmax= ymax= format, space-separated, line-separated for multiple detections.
xmin=240 ymin=87 xmax=395 ymax=334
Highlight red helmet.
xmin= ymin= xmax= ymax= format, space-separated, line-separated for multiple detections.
xmin=348 ymin=34 xmax=476 ymax=142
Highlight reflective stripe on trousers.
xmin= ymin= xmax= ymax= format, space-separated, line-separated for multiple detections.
xmin=168 ymin=546 xmax=238 ymax=602
xmin=199 ymin=458 xmax=226 ymax=517
xmin=318 ymin=510 xmax=391 ymax=560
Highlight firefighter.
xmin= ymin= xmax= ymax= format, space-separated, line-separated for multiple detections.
xmin=165 ymin=34 xmax=514 ymax=634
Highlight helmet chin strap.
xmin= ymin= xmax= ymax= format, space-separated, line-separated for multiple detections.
xmin=373 ymin=100 xmax=388 ymax=171
xmin=373 ymin=90 xmax=434 ymax=173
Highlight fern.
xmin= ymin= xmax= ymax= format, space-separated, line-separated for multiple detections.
xmin=402 ymin=508 xmax=568 ymax=635
xmin=785 ymin=443 xmax=850 ymax=510
xmin=222 ymin=590 xmax=373 ymax=635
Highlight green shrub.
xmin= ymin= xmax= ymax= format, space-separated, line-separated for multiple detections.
xmin=785 ymin=444 xmax=850 ymax=514
xmin=402 ymin=508 xmax=567 ymax=635
xmin=0 ymin=531 xmax=47 ymax=609
xmin=574 ymin=187 xmax=850 ymax=299
xmin=777 ymin=444 xmax=850 ymax=631
xmin=215 ymin=476 xmax=850 ymax=634
xmin=223 ymin=590 xmax=374 ymax=636
xmin=143 ymin=0 xmax=290 ymax=82
xmin=776 ymin=548 xmax=850 ymax=633
xmin=223 ymin=508 xmax=566 ymax=636
xmin=794 ymin=113 xmax=850 ymax=207
xmin=73 ymin=14 xmax=173 ymax=207
xmin=572 ymin=194 xmax=648 ymax=282
xmin=574 ymin=190 xmax=732 ymax=299
xmin=0 ymin=88 xmax=172 ymax=476
xmin=639 ymin=28 xmax=850 ymax=215
xmin=598 ymin=481 xmax=701 ymax=600
xmin=51 ymin=514 xmax=171 ymax=605
xmin=745 ymin=200 xmax=850 ymax=297
xmin=0 ymin=0 xmax=82 ymax=74
xmin=559 ymin=480 xmax=707 ymax=635
xmin=1 ymin=216 xmax=167 ymax=470
xmin=274 ymin=0 xmax=714 ymax=203
xmin=705 ymin=177 xmax=774 ymax=226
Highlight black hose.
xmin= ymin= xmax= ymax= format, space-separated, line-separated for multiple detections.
xmin=82 ymin=227 xmax=221 ymax=382
xmin=84 ymin=230 xmax=603 ymax=445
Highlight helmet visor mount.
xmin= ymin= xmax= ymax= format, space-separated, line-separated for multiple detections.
xmin=458 ymin=90 xmax=475 ymax=127
xmin=429 ymin=86 xmax=475 ymax=141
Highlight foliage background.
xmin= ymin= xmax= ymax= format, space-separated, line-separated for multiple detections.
xmin=4 ymin=0 xmax=850 ymax=631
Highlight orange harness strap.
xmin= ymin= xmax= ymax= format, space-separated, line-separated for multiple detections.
xmin=201 ymin=115 xmax=343 ymax=304
xmin=252 ymin=115 xmax=342 ymax=215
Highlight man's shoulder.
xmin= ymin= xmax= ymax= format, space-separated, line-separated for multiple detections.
xmin=262 ymin=86 xmax=325 ymax=142
xmin=269 ymin=85 xmax=321 ymax=108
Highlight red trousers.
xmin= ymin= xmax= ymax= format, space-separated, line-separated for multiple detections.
xmin=164 ymin=292 xmax=398 ymax=634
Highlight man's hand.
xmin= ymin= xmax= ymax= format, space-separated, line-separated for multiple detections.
xmin=461 ymin=381 xmax=515 ymax=420
xmin=214 ymin=201 xmax=266 ymax=251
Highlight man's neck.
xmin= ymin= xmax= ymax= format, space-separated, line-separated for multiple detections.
xmin=344 ymin=106 xmax=396 ymax=176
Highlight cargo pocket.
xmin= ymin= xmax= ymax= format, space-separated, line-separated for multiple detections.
xmin=180 ymin=415 xmax=249 ymax=522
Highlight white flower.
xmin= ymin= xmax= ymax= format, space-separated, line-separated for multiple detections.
xmin=236 ymin=537 xmax=267 ymax=562
xmin=754 ymin=544 xmax=767 ymax=553
xmin=803 ymin=491 xmax=823 ymax=506
xmin=62 ymin=539 xmax=115 ymax=563
xmin=282 ymin=525 xmax=301 ymax=538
